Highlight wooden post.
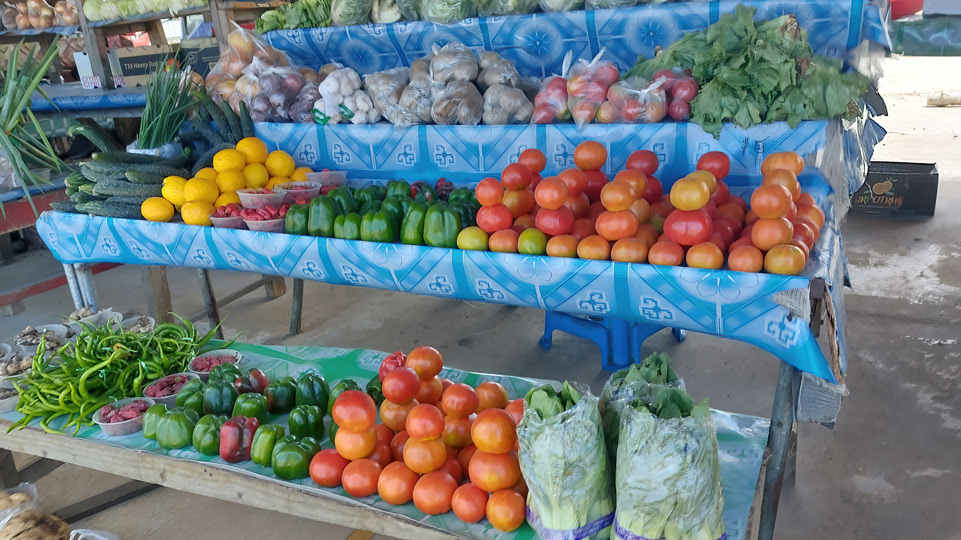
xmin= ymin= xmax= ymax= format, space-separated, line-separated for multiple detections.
xmin=197 ymin=269 xmax=224 ymax=339
xmin=143 ymin=266 xmax=173 ymax=324
xmin=290 ymin=278 xmax=304 ymax=334
xmin=263 ymin=275 xmax=286 ymax=300
xmin=74 ymin=0 xmax=111 ymax=88
xmin=0 ymin=449 xmax=18 ymax=489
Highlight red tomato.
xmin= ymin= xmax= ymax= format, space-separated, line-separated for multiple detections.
xmin=378 ymin=353 xmax=405 ymax=382
xmin=563 ymin=192 xmax=591 ymax=219
xmin=686 ymin=242 xmax=724 ymax=269
xmin=697 ymin=151 xmax=731 ymax=180
xmin=440 ymin=384 xmax=478 ymax=418
xmin=761 ymin=151 xmax=804 ymax=176
xmin=373 ymin=423 xmax=395 ymax=447
xmin=471 ymin=409 xmax=517 ymax=454
xmin=406 ymin=403 xmax=445 ymax=440
xmin=744 ymin=208 xmax=759 ymax=226
xmin=382 ymin=367 xmax=420 ymax=404
xmin=534 ymin=177 xmax=569 ymax=210
xmin=546 ymin=235 xmax=579 ymax=257
xmin=342 ymin=459 xmax=382 ymax=498
xmin=441 ymin=456 xmax=463 ymax=483
xmin=707 ymin=230 xmax=727 ymax=252
xmin=442 ymin=415 xmax=473 ymax=448
xmin=574 ymin=141 xmax=607 ymax=170
xmin=513 ymin=214 xmax=536 ymax=232
xmin=504 ymin=399 xmax=524 ymax=425
xmin=650 ymin=199 xmax=674 ymax=220
xmin=558 ymin=168 xmax=588 ymax=197
xmin=332 ymin=390 xmax=377 ymax=432
xmin=513 ymin=477 xmax=528 ymax=498
xmin=712 ymin=219 xmax=735 ymax=246
xmin=740 ymin=222 xmax=755 ymax=239
xmin=634 ymin=223 xmax=659 ymax=247
xmin=729 ymin=195 xmax=748 ymax=212
xmin=415 ymin=376 xmax=444 ymax=405
xmin=501 ymin=163 xmax=532 ymax=191
xmin=390 ymin=430 xmax=410 ymax=462
xmin=535 ymin=206 xmax=575 ymax=236
xmin=476 ymin=204 xmax=514 ymax=233
xmin=404 ymin=436 xmax=447 ymax=474
xmin=486 ymin=489 xmax=526 ymax=532
xmin=790 ymin=237 xmax=810 ymax=260
xmin=611 ymin=238 xmax=648 ymax=263
xmin=629 ymin=197 xmax=651 ymax=223
xmin=613 ymin=170 xmax=647 ymax=199
xmin=626 ymin=150 xmax=659 ymax=176
xmin=489 ymin=229 xmax=520 ymax=253
xmin=406 ymin=346 xmax=443 ymax=380
xmin=446 ymin=442 xmax=459 ymax=461
xmin=588 ymin=200 xmax=606 ymax=221
xmin=595 ymin=210 xmax=639 ymax=241
xmin=368 ymin=442 xmax=392 ymax=468
xmin=752 ymin=218 xmax=794 ymax=251
xmin=727 ymin=245 xmax=764 ymax=272
xmin=641 ymin=175 xmax=663 ymax=204
xmin=502 ymin=189 xmax=535 ymax=219
xmin=712 ymin=181 xmax=731 ymax=206
xmin=378 ymin=461 xmax=419 ymax=505
xmin=576 ymin=235 xmax=611 ymax=260
xmin=475 ymin=178 xmax=504 ymax=207
xmin=476 ymin=381 xmax=508 ymax=411
xmin=452 ymin=483 xmax=489 ymax=523
xmin=714 ymin=214 xmax=742 ymax=238
xmin=381 ymin=399 xmax=417 ymax=432
xmin=751 ymin=184 xmax=793 ymax=219
xmin=309 ymin=448 xmax=350 ymax=488
xmin=663 ymin=208 xmax=712 ymax=246
xmin=798 ymin=192 xmax=816 ymax=207
xmin=763 ymin=169 xmax=801 ymax=202
xmin=764 ymin=244 xmax=807 ymax=275
xmin=530 ymin=173 xmax=543 ymax=190
xmin=335 ymin=427 xmax=377 ymax=460
xmin=583 ymin=170 xmax=609 ymax=202
xmin=413 ymin=471 xmax=458 ymax=515
xmin=716 ymin=202 xmax=745 ymax=224
xmin=648 ymin=240 xmax=685 ymax=266
xmin=792 ymin=220 xmax=816 ymax=249
xmin=785 ymin=201 xmax=797 ymax=222
xmin=458 ymin=444 xmax=477 ymax=473
xmin=571 ymin=218 xmax=596 ymax=241
xmin=469 ymin=450 xmax=521 ymax=492
xmin=600 ymin=182 xmax=634 ymax=212
xmin=728 ymin=236 xmax=754 ymax=253
xmin=670 ymin=178 xmax=711 ymax=211
xmin=518 ymin=149 xmax=546 ymax=174
xmin=796 ymin=204 xmax=825 ymax=231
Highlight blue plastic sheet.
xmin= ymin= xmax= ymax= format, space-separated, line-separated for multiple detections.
xmin=263 ymin=0 xmax=890 ymax=77
xmin=30 ymin=83 xmax=146 ymax=112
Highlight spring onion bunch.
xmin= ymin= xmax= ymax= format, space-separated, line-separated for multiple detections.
xmin=137 ymin=59 xmax=196 ymax=149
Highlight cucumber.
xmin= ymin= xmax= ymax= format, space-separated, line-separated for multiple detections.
xmin=93 ymin=180 xmax=162 ymax=198
xmin=77 ymin=200 xmax=141 ymax=219
xmin=83 ymin=159 xmax=188 ymax=178
xmin=195 ymin=93 xmax=230 ymax=140
xmin=78 ymin=183 xmax=96 ymax=194
xmin=238 ymin=101 xmax=255 ymax=139
xmin=221 ymin=101 xmax=242 ymax=142
xmin=65 ymin=171 xmax=87 ymax=188
xmin=106 ymin=195 xmax=149 ymax=206
xmin=192 ymin=120 xmax=226 ymax=146
xmin=92 ymin=151 xmax=166 ymax=164
xmin=70 ymin=191 xmax=101 ymax=205
xmin=80 ymin=163 xmax=126 ymax=183
xmin=68 ymin=123 xmax=121 ymax=152
xmin=191 ymin=142 xmax=235 ymax=177
xmin=65 ymin=185 xmax=78 ymax=196
xmin=51 ymin=200 xmax=79 ymax=213
xmin=125 ymin=171 xmax=164 ymax=184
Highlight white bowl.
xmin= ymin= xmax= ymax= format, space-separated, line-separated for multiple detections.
xmin=188 ymin=349 xmax=244 ymax=382
xmin=0 ymin=389 xmax=18 ymax=413
xmin=93 ymin=397 xmax=155 ymax=437
xmin=123 ymin=315 xmax=156 ymax=333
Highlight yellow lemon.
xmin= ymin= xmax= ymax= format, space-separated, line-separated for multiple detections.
xmin=141 ymin=197 xmax=175 ymax=222
xmin=215 ymin=170 xmax=246 ymax=193
xmin=265 ymin=150 xmax=295 ymax=177
xmin=161 ymin=182 xmax=186 ymax=207
xmin=236 ymin=137 xmax=269 ymax=164
xmin=183 ymin=178 xmax=219 ymax=204
xmin=266 ymin=177 xmax=290 ymax=190
xmin=243 ymin=163 xmax=269 ymax=188
xmin=194 ymin=168 xmax=218 ymax=182
xmin=212 ymin=148 xmax=246 ymax=173
xmin=181 ymin=201 xmax=214 ymax=226
xmin=290 ymin=167 xmax=313 ymax=183
xmin=214 ymin=191 xmax=241 ymax=208
xmin=164 ymin=175 xmax=187 ymax=186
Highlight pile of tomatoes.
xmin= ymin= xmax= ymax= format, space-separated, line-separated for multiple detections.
xmin=456 ymin=140 xmax=824 ymax=276
xmin=309 ymin=346 xmax=529 ymax=533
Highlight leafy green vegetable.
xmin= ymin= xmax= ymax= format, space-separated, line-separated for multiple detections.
xmin=256 ymin=0 xmax=333 ymax=33
xmin=476 ymin=0 xmax=536 ymax=16
xmin=421 ymin=0 xmax=474 ymax=23
xmin=331 ymin=0 xmax=373 ymax=25
xmin=525 ymin=381 xmax=581 ymax=419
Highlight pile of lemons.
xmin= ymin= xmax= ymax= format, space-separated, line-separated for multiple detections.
xmin=142 ymin=138 xmax=312 ymax=225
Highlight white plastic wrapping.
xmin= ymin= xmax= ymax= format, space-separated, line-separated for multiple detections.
xmin=430 ymin=43 xmax=478 ymax=84
xmin=0 ymin=484 xmax=39 ymax=531
xmin=312 ymin=66 xmax=363 ymax=123
xmin=476 ymin=50 xmax=520 ymax=92
xmin=595 ymin=76 xmax=667 ymax=124
xmin=289 ymin=84 xmax=321 ymax=123
xmin=567 ymin=49 xmax=620 ymax=128
xmin=398 ymin=56 xmax=434 ymax=124
xmin=365 ymin=67 xmax=424 ymax=126
xmin=430 ymin=80 xmax=483 ymax=125
xmin=482 ymin=84 xmax=533 ymax=124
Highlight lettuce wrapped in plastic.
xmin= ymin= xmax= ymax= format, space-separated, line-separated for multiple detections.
xmin=421 ymin=0 xmax=474 ymax=24
xmin=331 ymin=0 xmax=372 ymax=25
xmin=538 ymin=0 xmax=581 ymax=13
xmin=476 ymin=0 xmax=535 ymax=16
xmin=517 ymin=381 xmax=615 ymax=540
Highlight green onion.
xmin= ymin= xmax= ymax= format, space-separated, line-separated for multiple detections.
xmin=137 ymin=58 xmax=196 ymax=150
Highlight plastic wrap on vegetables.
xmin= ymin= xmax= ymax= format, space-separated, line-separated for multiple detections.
xmin=430 ymin=43 xmax=478 ymax=84
xmin=567 ymin=50 xmax=619 ymax=128
xmin=396 ymin=0 xmax=419 ymax=20
xmin=331 ymin=0 xmax=372 ymax=25
xmin=205 ymin=22 xmax=290 ymax=108
xmin=476 ymin=0 xmax=534 ymax=16
xmin=431 ymin=80 xmax=483 ymax=125
xmin=482 ymin=84 xmax=533 ymax=124
xmin=289 ymin=84 xmax=321 ymax=123
xmin=313 ymin=66 xmax=362 ymax=123
xmin=585 ymin=0 xmax=637 ymax=9
xmin=517 ymin=382 xmax=615 ymax=540
xmin=365 ymin=68 xmax=422 ymax=126
xmin=476 ymin=51 xmax=520 ymax=92
xmin=398 ymin=56 xmax=434 ymax=124
xmin=532 ymin=75 xmax=569 ymax=123
xmin=613 ymin=389 xmax=724 ymax=540
xmin=596 ymin=76 xmax=667 ymax=124
xmin=422 ymin=0 xmax=474 ymax=25
xmin=371 ymin=0 xmax=400 ymax=22
xmin=538 ymin=0 xmax=581 ymax=13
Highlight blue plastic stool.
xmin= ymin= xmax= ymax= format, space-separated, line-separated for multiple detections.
xmin=540 ymin=311 xmax=686 ymax=371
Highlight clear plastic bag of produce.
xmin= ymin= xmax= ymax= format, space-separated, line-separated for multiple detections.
xmin=567 ymin=49 xmax=620 ymax=128
xmin=421 ymin=0 xmax=474 ymax=24
xmin=370 ymin=0 xmax=400 ymax=23
xmin=330 ymin=0 xmax=371 ymax=26
xmin=313 ymin=66 xmax=380 ymax=124
xmin=613 ymin=392 xmax=725 ymax=540
xmin=397 ymin=56 xmax=433 ymax=125
xmin=0 ymin=484 xmax=39 ymax=531
xmin=595 ymin=76 xmax=667 ymax=124
xmin=538 ymin=0 xmax=581 ymax=14
xmin=70 ymin=530 xmax=120 ymax=540
xmin=395 ymin=0 xmax=419 ymax=20
xmin=53 ymin=0 xmax=78 ymax=25
xmin=431 ymin=79 xmax=483 ymax=125
xmin=430 ymin=43 xmax=478 ymax=84
xmin=482 ymin=83 xmax=532 ymax=124
xmin=365 ymin=67 xmax=423 ymax=126
xmin=26 ymin=0 xmax=54 ymax=28
xmin=289 ymin=84 xmax=321 ymax=123
xmin=476 ymin=0 xmax=534 ymax=17
xmin=476 ymin=51 xmax=520 ymax=92
xmin=649 ymin=68 xmax=699 ymax=122
xmin=237 ymin=60 xmax=306 ymax=121
xmin=599 ymin=352 xmax=684 ymax=460
xmin=205 ymin=22 xmax=290 ymax=107
xmin=584 ymin=0 xmax=637 ymax=10
xmin=531 ymin=52 xmax=573 ymax=124
xmin=518 ymin=381 xmax=615 ymax=540
xmin=1 ymin=5 xmax=18 ymax=29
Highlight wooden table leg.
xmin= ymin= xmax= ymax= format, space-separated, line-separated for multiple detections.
xmin=0 ymin=449 xmax=18 ymax=488
xmin=263 ymin=275 xmax=286 ymax=300
xmin=290 ymin=278 xmax=304 ymax=334
xmin=197 ymin=269 xmax=223 ymax=339
xmin=0 ymin=233 xmax=13 ymax=266
xmin=143 ymin=266 xmax=173 ymax=324
xmin=758 ymin=360 xmax=799 ymax=540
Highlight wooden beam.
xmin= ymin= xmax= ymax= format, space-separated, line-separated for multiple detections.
xmin=143 ymin=266 xmax=173 ymax=324
xmin=17 ymin=458 xmax=64 ymax=484
xmin=0 ymin=450 xmax=18 ymax=489
xmin=55 ymin=481 xmax=157 ymax=524
xmin=263 ymin=275 xmax=286 ymax=300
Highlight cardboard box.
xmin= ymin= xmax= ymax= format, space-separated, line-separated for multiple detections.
xmin=851 ymin=161 xmax=939 ymax=217
xmin=107 ymin=45 xmax=173 ymax=88
xmin=924 ymin=0 xmax=961 ymax=16
xmin=179 ymin=38 xmax=219 ymax=78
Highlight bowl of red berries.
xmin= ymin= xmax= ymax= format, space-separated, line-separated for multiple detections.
xmin=93 ymin=397 xmax=155 ymax=436
xmin=237 ymin=188 xmax=284 ymax=209
xmin=241 ymin=203 xmax=289 ymax=232
xmin=143 ymin=372 xmax=200 ymax=407
xmin=210 ymin=203 xmax=246 ymax=229
xmin=274 ymin=182 xmax=321 ymax=204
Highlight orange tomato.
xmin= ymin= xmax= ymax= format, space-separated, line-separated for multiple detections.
xmin=629 ymin=197 xmax=651 ymax=223
xmin=406 ymin=403 xmax=445 ymax=440
xmin=563 ymin=192 xmax=591 ymax=219
xmin=504 ymin=399 xmax=524 ymax=425
xmin=502 ymin=188 xmax=535 ymax=218
xmin=441 ymin=383 xmax=478 ymax=418
xmin=750 ymin=184 xmax=793 ymax=219
xmin=378 ymin=461 xmax=419 ymax=505
xmin=335 ymin=427 xmax=377 ymax=460
xmin=797 ymin=192 xmax=816 ymax=207
xmin=761 ymin=151 xmax=804 ymax=176
xmin=634 ymin=223 xmax=659 ymax=247
xmin=648 ymin=240 xmax=685 ymax=266
xmin=745 ymin=208 xmax=759 ymax=226
xmin=764 ymin=244 xmax=807 ymax=275
xmin=600 ymin=182 xmax=634 ymax=212
xmin=513 ymin=214 xmax=536 ymax=232
xmin=458 ymin=444 xmax=478 ymax=473
xmin=475 ymin=177 xmax=504 ymax=206
xmin=413 ymin=471 xmax=458 ymax=515
xmin=558 ymin=168 xmax=588 ymax=197
xmin=534 ymin=177 xmax=569 ymax=210
xmin=670 ymin=178 xmax=710 ymax=211
xmin=611 ymin=238 xmax=648 ymax=263
xmin=789 ymin=237 xmax=810 ymax=260
xmin=309 ymin=448 xmax=350 ymax=488
xmin=373 ymin=424 xmax=395 ymax=447
xmin=442 ymin=415 xmax=473 ymax=448
xmin=613 ymin=170 xmax=647 ymax=199
xmin=546 ymin=235 xmax=579 ymax=257
xmin=476 ymin=204 xmax=514 ymax=233
xmin=687 ymin=170 xmax=717 ymax=194
xmin=571 ymin=218 xmax=596 ymax=240
xmin=406 ymin=346 xmax=443 ymax=380
xmin=471 ymin=409 xmax=517 ymax=454
xmin=716 ymin=202 xmax=746 ymax=224
xmin=368 ymin=442 xmax=392 ymax=469
xmin=796 ymin=204 xmax=825 ymax=231
xmin=518 ymin=149 xmax=546 ymax=174
xmin=414 ymin=376 xmax=444 ymax=405
xmin=574 ymin=141 xmax=607 ymax=170
xmin=469 ymin=450 xmax=521 ymax=492
xmin=714 ymin=215 xmax=742 ymax=238
xmin=785 ymin=201 xmax=798 ymax=222
xmin=763 ymin=169 xmax=801 ymax=202
xmin=489 ymin=229 xmax=520 ymax=253
xmin=441 ymin=456 xmax=463 ymax=483
xmin=390 ymin=430 xmax=410 ymax=462
xmin=452 ymin=483 xmax=489 ymax=523
xmin=404 ymin=436 xmax=447 ymax=474
xmin=686 ymin=242 xmax=724 ymax=269
xmin=332 ymin=390 xmax=377 ymax=432
xmin=696 ymin=151 xmax=731 ymax=181
xmin=728 ymin=236 xmax=754 ymax=253
xmin=476 ymin=381 xmax=508 ymax=411
xmin=727 ymin=245 xmax=764 ymax=273
xmin=341 ymin=459 xmax=382 ymax=498
xmin=501 ymin=163 xmax=532 ymax=191
xmin=595 ymin=210 xmax=639 ymax=241
xmin=752 ymin=218 xmax=794 ymax=251
xmin=576 ymin=235 xmax=611 ymax=260
xmin=381 ymin=399 xmax=418 ymax=432
xmin=486 ymin=489 xmax=526 ymax=532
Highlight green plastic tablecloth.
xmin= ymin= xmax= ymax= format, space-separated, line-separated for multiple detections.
xmin=2 ymin=342 xmax=769 ymax=540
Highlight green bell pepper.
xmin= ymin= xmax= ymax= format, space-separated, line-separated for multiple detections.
xmin=295 ymin=373 xmax=330 ymax=408
xmin=329 ymin=186 xmax=358 ymax=215
xmin=265 ymin=377 xmax=297 ymax=413
xmin=354 ymin=186 xmax=381 ymax=207
xmin=288 ymin=405 xmax=324 ymax=439
xmin=381 ymin=197 xmax=405 ymax=226
xmin=386 ymin=180 xmax=411 ymax=199
xmin=360 ymin=210 xmax=398 ymax=243
xmin=251 ymin=424 xmax=286 ymax=466
xmin=400 ymin=201 xmax=427 ymax=245
xmin=208 ymin=363 xmax=242 ymax=384
xmin=414 ymin=184 xmax=437 ymax=204
xmin=366 ymin=374 xmax=385 ymax=406
xmin=447 ymin=187 xmax=473 ymax=205
xmin=175 ymin=380 xmax=204 ymax=417
xmin=284 ymin=203 xmax=309 ymax=235
xmin=448 ymin=202 xmax=474 ymax=228
xmin=423 ymin=203 xmax=462 ymax=248
xmin=326 ymin=379 xmax=361 ymax=416
xmin=333 ymin=213 xmax=362 ymax=240
xmin=358 ymin=200 xmax=382 ymax=217
xmin=203 ymin=380 xmax=239 ymax=416
xmin=307 ymin=196 xmax=340 ymax=237
xmin=156 ymin=407 xmax=200 ymax=449
xmin=328 ymin=417 xmax=339 ymax=444
xmin=142 ymin=403 xmax=167 ymax=440
xmin=232 ymin=393 xmax=268 ymax=423
xmin=192 ymin=414 xmax=227 ymax=456
xmin=371 ymin=184 xmax=387 ymax=201
xmin=271 ymin=436 xmax=322 ymax=480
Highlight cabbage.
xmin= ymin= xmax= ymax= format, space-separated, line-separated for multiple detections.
xmin=116 ymin=0 xmax=132 ymax=17
xmin=99 ymin=0 xmax=120 ymax=20
xmin=421 ymin=0 xmax=473 ymax=23
xmin=477 ymin=0 xmax=535 ymax=16
xmin=371 ymin=0 xmax=400 ymax=23
xmin=82 ymin=0 xmax=100 ymax=20
xmin=537 ymin=0 xmax=581 ymax=13
xmin=330 ymin=0 xmax=371 ymax=25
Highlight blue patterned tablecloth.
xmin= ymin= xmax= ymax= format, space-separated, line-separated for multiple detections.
xmin=263 ymin=0 xmax=890 ymax=78
xmin=30 ymin=83 xmax=146 ymax=112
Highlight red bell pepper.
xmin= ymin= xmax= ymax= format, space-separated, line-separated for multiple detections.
xmin=219 ymin=415 xmax=260 ymax=462
xmin=378 ymin=351 xmax=407 ymax=382
xmin=234 ymin=368 xmax=269 ymax=395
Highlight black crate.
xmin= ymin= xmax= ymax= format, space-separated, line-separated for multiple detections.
xmin=850 ymin=161 xmax=939 ymax=217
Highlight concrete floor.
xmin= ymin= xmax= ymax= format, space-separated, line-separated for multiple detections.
xmin=3 ymin=56 xmax=961 ymax=539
